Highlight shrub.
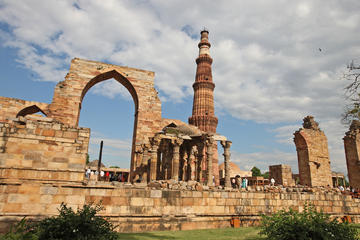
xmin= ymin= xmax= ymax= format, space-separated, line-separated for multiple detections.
xmin=260 ymin=204 xmax=359 ymax=240
xmin=35 ymin=203 xmax=118 ymax=240
xmin=1 ymin=203 xmax=118 ymax=240
xmin=0 ymin=218 xmax=37 ymax=240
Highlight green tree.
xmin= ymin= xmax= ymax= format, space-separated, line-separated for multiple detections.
xmin=251 ymin=166 xmax=262 ymax=177
xmin=342 ymin=61 xmax=360 ymax=124
xmin=260 ymin=204 xmax=359 ymax=240
xmin=262 ymin=171 xmax=269 ymax=179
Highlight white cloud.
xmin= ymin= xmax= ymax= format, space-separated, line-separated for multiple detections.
xmin=88 ymin=132 xmax=131 ymax=168
xmin=231 ymin=150 xmax=297 ymax=174
xmin=1 ymin=0 xmax=359 ymax=173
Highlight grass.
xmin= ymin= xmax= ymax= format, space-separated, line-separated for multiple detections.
xmin=117 ymin=227 xmax=265 ymax=240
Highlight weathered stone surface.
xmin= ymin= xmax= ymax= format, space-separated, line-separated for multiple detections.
xmin=344 ymin=120 xmax=360 ymax=189
xmin=269 ymin=164 xmax=295 ymax=187
xmin=294 ymin=116 xmax=332 ymax=187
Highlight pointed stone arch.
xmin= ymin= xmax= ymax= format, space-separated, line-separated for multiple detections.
xmin=16 ymin=105 xmax=47 ymax=118
xmin=46 ymin=58 xmax=162 ymax=173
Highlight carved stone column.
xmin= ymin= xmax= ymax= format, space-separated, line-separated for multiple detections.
xmin=172 ymin=138 xmax=183 ymax=181
xmin=141 ymin=144 xmax=150 ymax=183
xmin=180 ymin=150 xmax=188 ymax=181
xmin=150 ymin=137 xmax=161 ymax=181
xmin=131 ymin=146 xmax=143 ymax=182
xmin=196 ymin=142 xmax=204 ymax=183
xmin=188 ymin=145 xmax=195 ymax=180
xmin=221 ymin=140 xmax=232 ymax=188
xmin=206 ymin=137 xmax=214 ymax=186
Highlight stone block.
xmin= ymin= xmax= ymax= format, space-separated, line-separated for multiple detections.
xmin=40 ymin=195 xmax=53 ymax=204
xmin=130 ymin=198 xmax=144 ymax=206
xmin=150 ymin=190 xmax=162 ymax=198
xmin=7 ymin=194 xmax=29 ymax=203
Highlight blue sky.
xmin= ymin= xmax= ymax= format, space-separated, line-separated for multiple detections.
xmin=1 ymin=0 xmax=360 ymax=175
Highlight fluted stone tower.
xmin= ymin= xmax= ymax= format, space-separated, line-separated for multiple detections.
xmin=188 ymin=29 xmax=218 ymax=133
xmin=189 ymin=30 xmax=220 ymax=185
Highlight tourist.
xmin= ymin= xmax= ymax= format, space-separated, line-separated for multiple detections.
xmin=235 ymin=175 xmax=241 ymax=189
xmin=94 ymin=170 xmax=99 ymax=181
xmin=85 ymin=168 xmax=91 ymax=179
xmin=270 ymin=178 xmax=275 ymax=186
xmin=242 ymin=178 xmax=247 ymax=188
xmin=339 ymin=185 xmax=345 ymax=192
xmin=105 ymin=171 xmax=110 ymax=181
xmin=100 ymin=170 xmax=105 ymax=181
xmin=231 ymin=178 xmax=236 ymax=188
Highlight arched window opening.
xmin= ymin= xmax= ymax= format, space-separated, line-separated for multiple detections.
xmin=16 ymin=105 xmax=47 ymax=118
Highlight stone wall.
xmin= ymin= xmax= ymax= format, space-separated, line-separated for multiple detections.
xmin=0 ymin=181 xmax=359 ymax=233
xmin=294 ymin=116 xmax=332 ymax=187
xmin=0 ymin=96 xmax=49 ymax=122
xmin=269 ymin=164 xmax=295 ymax=187
xmin=0 ymin=117 xmax=89 ymax=183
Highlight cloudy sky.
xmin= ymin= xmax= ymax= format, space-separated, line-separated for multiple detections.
xmin=1 ymin=0 xmax=360 ymax=175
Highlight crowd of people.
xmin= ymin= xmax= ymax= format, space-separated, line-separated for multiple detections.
xmin=85 ymin=168 xmax=129 ymax=182
xmin=231 ymin=175 xmax=252 ymax=188
xmin=230 ymin=175 xmax=276 ymax=189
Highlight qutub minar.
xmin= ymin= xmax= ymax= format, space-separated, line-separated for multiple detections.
xmin=189 ymin=29 xmax=220 ymax=185
xmin=189 ymin=29 xmax=218 ymax=132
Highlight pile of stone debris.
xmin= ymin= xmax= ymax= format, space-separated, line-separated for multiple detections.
xmin=85 ymin=179 xmax=342 ymax=194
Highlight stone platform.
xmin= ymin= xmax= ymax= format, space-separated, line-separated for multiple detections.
xmin=0 ymin=180 xmax=359 ymax=233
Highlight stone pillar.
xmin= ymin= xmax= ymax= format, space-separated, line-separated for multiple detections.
xmin=196 ymin=142 xmax=204 ymax=183
xmin=182 ymin=151 xmax=188 ymax=181
xmin=131 ymin=146 xmax=143 ymax=182
xmin=206 ymin=137 xmax=214 ymax=186
xmin=293 ymin=116 xmax=332 ymax=187
xmin=344 ymin=120 xmax=360 ymax=189
xmin=171 ymin=138 xmax=183 ymax=181
xmin=221 ymin=140 xmax=232 ymax=188
xmin=188 ymin=145 xmax=195 ymax=181
xmin=141 ymin=144 xmax=150 ymax=183
xmin=149 ymin=137 xmax=161 ymax=181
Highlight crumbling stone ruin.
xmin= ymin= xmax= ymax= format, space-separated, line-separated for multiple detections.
xmin=344 ymin=120 xmax=360 ymax=189
xmin=293 ymin=116 xmax=332 ymax=187
xmin=269 ymin=164 xmax=295 ymax=187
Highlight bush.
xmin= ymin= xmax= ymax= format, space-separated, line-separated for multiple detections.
xmin=1 ymin=203 xmax=118 ymax=240
xmin=260 ymin=204 xmax=359 ymax=240
xmin=35 ymin=203 xmax=118 ymax=240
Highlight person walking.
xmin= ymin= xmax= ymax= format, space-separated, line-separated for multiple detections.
xmin=270 ymin=178 xmax=275 ymax=186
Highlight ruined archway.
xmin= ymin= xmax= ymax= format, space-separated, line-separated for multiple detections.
xmin=79 ymin=71 xmax=138 ymax=169
xmin=46 ymin=58 xmax=162 ymax=173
